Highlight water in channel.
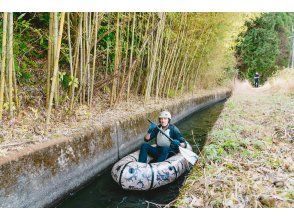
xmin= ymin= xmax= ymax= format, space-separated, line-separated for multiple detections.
xmin=56 ymin=100 xmax=226 ymax=208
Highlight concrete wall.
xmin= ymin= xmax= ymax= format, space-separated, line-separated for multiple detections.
xmin=0 ymin=89 xmax=231 ymax=207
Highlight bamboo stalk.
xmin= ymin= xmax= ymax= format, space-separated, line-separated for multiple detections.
xmin=154 ymin=13 xmax=166 ymax=102
xmin=78 ymin=14 xmax=84 ymax=104
xmin=70 ymin=14 xmax=83 ymax=111
xmin=46 ymin=12 xmax=65 ymax=125
xmin=160 ymin=37 xmax=178 ymax=97
xmin=53 ymin=13 xmax=59 ymax=107
xmin=82 ymin=13 xmax=87 ymax=104
xmin=144 ymin=13 xmax=165 ymax=102
xmin=126 ymin=12 xmax=136 ymax=102
xmin=89 ymin=13 xmax=98 ymax=108
xmin=133 ymin=13 xmax=148 ymax=97
xmin=165 ymin=16 xmax=185 ymax=97
xmin=157 ymin=32 xmax=170 ymax=99
xmin=8 ymin=13 xmax=14 ymax=118
xmin=105 ymin=14 xmax=110 ymax=77
xmin=175 ymin=54 xmax=188 ymax=92
xmin=0 ymin=12 xmax=8 ymax=121
xmin=169 ymin=39 xmax=187 ymax=96
xmin=192 ymin=29 xmax=212 ymax=90
xmin=166 ymin=46 xmax=181 ymax=97
xmin=110 ymin=13 xmax=120 ymax=106
xmin=12 ymin=59 xmax=19 ymax=110
xmin=116 ymin=16 xmax=160 ymax=102
xmin=85 ymin=12 xmax=90 ymax=104
xmin=87 ymin=13 xmax=92 ymax=105
xmin=46 ymin=13 xmax=53 ymax=108
xmin=67 ymin=12 xmax=74 ymax=94
xmin=119 ymin=13 xmax=130 ymax=102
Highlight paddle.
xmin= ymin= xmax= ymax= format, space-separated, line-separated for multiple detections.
xmin=147 ymin=119 xmax=199 ymax=165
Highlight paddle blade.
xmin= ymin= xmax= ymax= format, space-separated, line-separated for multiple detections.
xmin=179 ymin=147 xmax=199 ymax=165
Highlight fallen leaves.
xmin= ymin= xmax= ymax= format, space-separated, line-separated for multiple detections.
xmin=258 ymin=195 xmax=276 ymax=207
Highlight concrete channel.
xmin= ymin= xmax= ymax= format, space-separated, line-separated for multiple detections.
xmin=0 ymin=89 xmax=231 ymax=207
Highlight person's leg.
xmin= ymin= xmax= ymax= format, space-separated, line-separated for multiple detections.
xmin=138 ymin=143 xmax=158 ymax=163
xmin=156 ymin=146 xmax=171 ymax=162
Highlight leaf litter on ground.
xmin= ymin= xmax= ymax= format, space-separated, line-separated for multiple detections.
xmin=173 ymin=69 xmax=294 ymax=208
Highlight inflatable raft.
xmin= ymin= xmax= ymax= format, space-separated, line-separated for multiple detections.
xmin=111 ymin=143 xmax=194 ymax=190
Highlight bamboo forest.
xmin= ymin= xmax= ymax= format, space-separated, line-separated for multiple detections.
xmin=0 ymin=12 xmax=293 ymax=208
xmin=0 ymin=13 xmax=254 ymax=123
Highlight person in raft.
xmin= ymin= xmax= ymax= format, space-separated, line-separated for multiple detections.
xmin=138 ymin=110 xmax=187 ymax=163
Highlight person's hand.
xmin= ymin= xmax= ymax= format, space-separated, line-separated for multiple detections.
xmin=171 ymin=140 xmax=180 ymax=147
xmin=171 ymin=140 xmax=180 ymax=152
xmin=147 ymin=122 xmax=157 ymax=134
xmin=171 ymin=139 xmax=180 ymax=146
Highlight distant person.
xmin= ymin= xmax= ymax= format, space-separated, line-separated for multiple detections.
xmin=138 ymin=110 xmax=186 ymax=163
xmin=254 ymin=72 xmax=260 ymax=87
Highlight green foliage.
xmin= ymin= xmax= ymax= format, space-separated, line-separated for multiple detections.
xmin=203 ymin=144 xmax=226 ymax=163
xmin=19 ymin=72 xmax=32 ymax=82
xmin=59 ymin=72 xmax=71 ymax=89
xmin=236 ymin=13 xmax=294 ymax=83
xmin=0 ymin=13 xmax=49 ymax=85
xmin=242 ymin=28 xmax=279 ymax=76
xmin=222 ymin=139 xmax=239 ymax=152
xmin=266 ymin=158 xmax=282 ymax=169
xmin=167 ymin=89 xmax=176 ymax=98
xmin=68 ymin=76 xmax=79 ymax=89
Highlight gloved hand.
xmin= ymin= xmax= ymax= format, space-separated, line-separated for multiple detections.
xmin=147 ymin=122 xmax=157 ymax=134
xmin=171 ymin=140 xmax=180 ymax=151
xmin=170 ymin=140 xmax=180 ymax=153
xmin=171 ymin=139 xmax=180 ymax=147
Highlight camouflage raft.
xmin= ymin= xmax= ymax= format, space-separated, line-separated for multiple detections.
xmin=111 ymin=143 xmax=193 ymax=190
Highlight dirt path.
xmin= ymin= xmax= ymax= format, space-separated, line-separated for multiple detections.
xmin=174 ymin=77 xmax=294 ymax=208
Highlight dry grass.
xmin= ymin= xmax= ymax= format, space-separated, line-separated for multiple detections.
xmin=0 ymin=87 xmax=229 ymax=159
xmin=261 ymin=68 xmax=294 ymax=94
xmin=174 ymin=70 xmax=294 ymax=208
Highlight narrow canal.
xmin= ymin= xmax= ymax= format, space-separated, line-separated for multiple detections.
xmin=56 ymin=100 xmax=226 ymax=208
